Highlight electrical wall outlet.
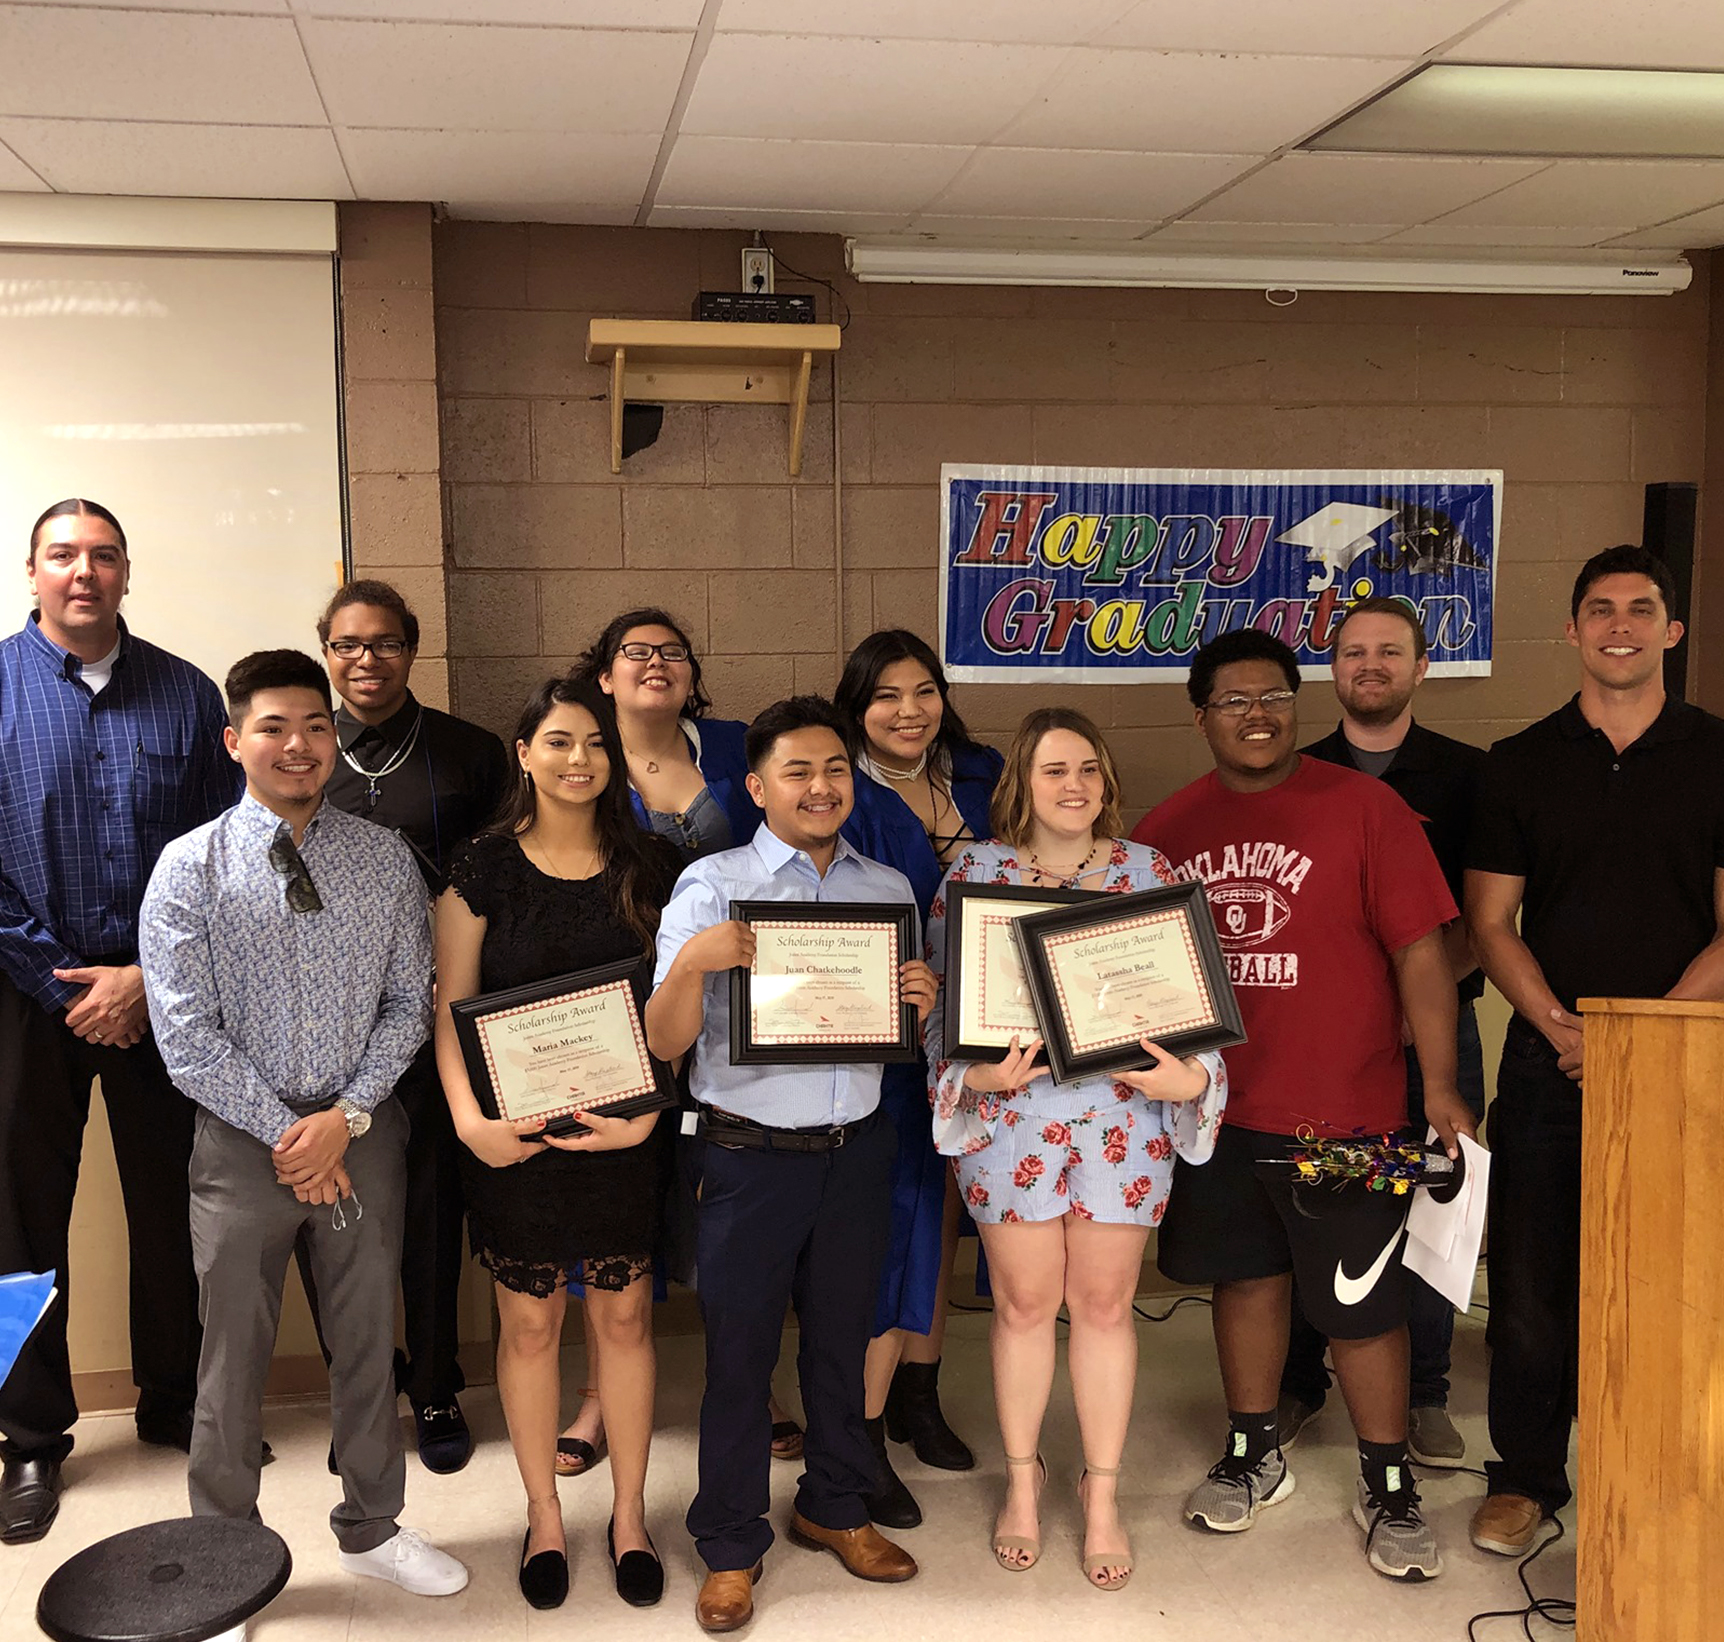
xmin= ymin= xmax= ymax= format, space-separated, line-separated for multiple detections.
xmin=741 ymin=246 xmax=774 ymax=294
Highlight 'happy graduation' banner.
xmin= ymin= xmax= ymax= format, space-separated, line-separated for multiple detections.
xmin=938 ymin=466 xmax=1500 ymax=683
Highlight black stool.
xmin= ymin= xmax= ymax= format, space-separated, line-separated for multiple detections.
xmin=37 ymin=1518 xmax=290 ymax=1642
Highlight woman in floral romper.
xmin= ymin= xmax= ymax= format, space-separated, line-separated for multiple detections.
xmin=924 ymin=707 xmax=1228 ymax=1591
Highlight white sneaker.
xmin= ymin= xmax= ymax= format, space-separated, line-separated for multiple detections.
xmin=338 ymin=1527 xmax=469 ymax=1596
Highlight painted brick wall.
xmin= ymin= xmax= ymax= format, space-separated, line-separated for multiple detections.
xmin=433 ymin=222 xmax=1712 ymax=817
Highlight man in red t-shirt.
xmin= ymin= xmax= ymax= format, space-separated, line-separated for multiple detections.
xmin=1132 ymin=629 xmax=1476 ymax=1583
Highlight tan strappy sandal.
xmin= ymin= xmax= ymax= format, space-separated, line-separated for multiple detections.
xmin=993 ymin=1452 xmax=1046 ymax=1571
xmin=1078 ymin=1465 xmax=1133 ymax=1590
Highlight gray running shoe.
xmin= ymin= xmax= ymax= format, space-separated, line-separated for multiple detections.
xmin=1276 ymin=1392 xmax=1322 ymax=1450
xmin=1184 ymin=1439 xmax=1296 ymax=1533
xmin=1406 ymin=1404 xmax=1466 ymax=1467
xmin=1354 ymin=1472 xmax=1442 ymax=1581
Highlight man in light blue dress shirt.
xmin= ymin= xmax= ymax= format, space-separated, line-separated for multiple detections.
xmin=139 ymin=649 xmax=467 ymax=1600
xmin=647 ymin=696 xmax=935 ymax=1634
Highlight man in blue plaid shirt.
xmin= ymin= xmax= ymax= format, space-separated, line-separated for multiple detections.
xmin=0 ymin=498 xmax=237 ymax=1545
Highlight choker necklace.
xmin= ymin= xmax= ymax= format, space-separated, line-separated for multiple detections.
xmin=1025 ymin=840 xmax=1101 ymax=888
xmin=341 ymin=705 xmax=423 ymax=807
xmin=859 ymin=748 xmax=929 ymax=785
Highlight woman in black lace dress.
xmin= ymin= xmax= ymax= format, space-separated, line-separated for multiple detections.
xmin=434 ymin=676 xmax=679 ymax=1611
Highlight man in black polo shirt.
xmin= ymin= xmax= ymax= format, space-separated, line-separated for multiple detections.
xmin=302 ymin=579 xmax=511 ymax=1473
xmin=1277 ymin=598 xmax=1486 ymax=1469
xmin=1466 ymin=545 xmax=1724 ymax=1557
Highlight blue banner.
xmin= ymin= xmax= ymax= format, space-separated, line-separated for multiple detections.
xmin=939 ymin=466 xmax=1500 ymax=682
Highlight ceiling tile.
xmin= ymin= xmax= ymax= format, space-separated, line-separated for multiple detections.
xmin=715 ymin=0 xmax=1138 ymax=45
xmin=4 ymin=0 xmax=286 ymax=9
xmin=1437 ymin=160 xmax=1724 ymax=227
xmin=290 ymin=0 xmax=702 ymax=20
xmin=300 ymin=19 xmax=691 ymax=132
xmin=1602 ymin=203 xmax=1724 ymax=249
xmin=1377 ymin=223 xmax=1638 ymax=247
xmin=648 ymin=205 xmax=913 ymax=232
xmin=1146 ymin=219 xmax=1403 ymax=244
xmin=0 ymin=118 xmax=351 ymax=198
xmin=904 ymin=215 xmax=1153 ymax=240
xmin=0 ymin=138 xmax=47 ymax=190
xmin=1098 ymin=0 xmax=1503 ymax=55
xmin=1184 ymin=153 xmax=1550 ymax=223
xmin=680 ymin=34 xmax=1068 ymax=144
xmin=930 ymin=148 xmax=1255 ymax=219
xmin=0 ymin=6 xmax=326 ymax=123
xmin=657 ymin=137 xmax=971 ymax=214
xmin=1446 ymin=0 xmax=1724 ymax=72
xmin=341 ymin=128 xmax=658 ymax=214
xmin=996 ymin=50 xmax=1407 ymax=153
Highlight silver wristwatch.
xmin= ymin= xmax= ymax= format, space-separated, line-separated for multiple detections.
xmin=335 ymin=1098 xmax=372 ymax=1139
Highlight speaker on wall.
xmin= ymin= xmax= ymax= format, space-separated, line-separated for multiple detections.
xmin=1643 ymin=481 xmax=1697 ymax=702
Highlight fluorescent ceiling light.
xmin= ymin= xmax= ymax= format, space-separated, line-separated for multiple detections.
xmin=844 ymin=241 xmax=1692 ymax=296
xmin=1308 ymin=65 xmax=1724 ymax=159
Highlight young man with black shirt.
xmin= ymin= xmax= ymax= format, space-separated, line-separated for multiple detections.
xmin=1279 ymin=598 xmax=1486 ymax=1468
xmin=1137 ymin=629 xmax=1476 ymax=1582
xmin=301 ymin=581 xmax=510 ymax=1474
xmin=1465 ymin=545 xmax=1724 ymax=1557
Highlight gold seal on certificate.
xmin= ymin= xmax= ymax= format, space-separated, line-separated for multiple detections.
xmin=728 ymin=900 xmax=919 ymax=1065
xmin=450 ymin=957 xmax=676 ymax=1136
xmin=1011 ymin=883 xmax=1246 ymax=1084
xmin=942 ymin=882 xmax=1098 ymax=1062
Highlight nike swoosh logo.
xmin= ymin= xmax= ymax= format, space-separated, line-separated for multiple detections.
xmin=1333 ymin=1223 xmax=1405 ymax=1308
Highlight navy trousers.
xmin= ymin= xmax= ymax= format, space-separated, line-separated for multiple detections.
xmin=687 ymin=1110 xmax=894 ymax=1572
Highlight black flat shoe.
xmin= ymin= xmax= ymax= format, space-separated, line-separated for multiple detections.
xmin=414 ymin=1400 xmax=472 ymax=1475
xmin=0 ymin=1456 xmax=62 ymax=1545
xmin=519 ymin=1526 xmax=569 ymax=1610
xmin=607 ymin=1517 xmax=665 ymax=1607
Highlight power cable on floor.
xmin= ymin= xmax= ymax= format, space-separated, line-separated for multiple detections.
xmin=1464 ymin=1518 xmax=1576 ymax=1639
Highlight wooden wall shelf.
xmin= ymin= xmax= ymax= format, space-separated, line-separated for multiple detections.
xmin=585 ymin=318 xmax=842 ymax=477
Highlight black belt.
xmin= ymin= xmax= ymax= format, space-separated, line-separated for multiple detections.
xmin=698 ymin=1106 xmax=878 ymax=1154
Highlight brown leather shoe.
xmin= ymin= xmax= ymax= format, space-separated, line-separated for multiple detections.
xmin=1470 ymin=1492 xmax=1544 ymax=1557
xmin=696 ymin=1563 xmax=761 ymax=1633
xmin=786 ymin=1513 xmax=918 ymax=1582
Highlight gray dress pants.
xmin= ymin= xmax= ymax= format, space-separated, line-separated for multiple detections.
xmin=187 ymin=1096 xmax=408 ymax=1552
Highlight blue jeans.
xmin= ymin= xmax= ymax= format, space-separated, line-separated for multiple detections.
xmin=1281 ymin=998 xmax=1488 ymax=1409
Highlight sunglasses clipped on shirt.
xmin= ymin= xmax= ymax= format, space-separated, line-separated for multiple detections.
xmin=268 ymin=834 xmax=324 ymax=914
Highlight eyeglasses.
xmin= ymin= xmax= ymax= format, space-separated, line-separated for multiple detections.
xmin=268 ymin=834 xmax=324 ymax=913
xmin=1203 ymin=689 xmax=1298 ymax=718
xmin=616 ymin=642 xmax=690 ymax=664
xmin=326 ymin=638 xmax=409 ymax=660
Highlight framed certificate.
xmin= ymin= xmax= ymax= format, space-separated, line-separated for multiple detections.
xmin=1012 ymin=883 xmax=1246 ymax=1084
xmin=943 ymin=882 xmax=1099 ymax=1062
xmin=728 ymin=900 xmax=919 ymax=1065
xmin=450 ymin=957 xmax=676 ymax=1136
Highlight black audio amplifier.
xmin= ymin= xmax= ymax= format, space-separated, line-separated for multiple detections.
xmin=694 ymin=291 xmax=817 ymax=323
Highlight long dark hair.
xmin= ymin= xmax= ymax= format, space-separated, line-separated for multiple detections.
xmin=833 ymin=628 xmax=978 ymax=766
xmin=489 ymin=676 xmax=672 ymax=950
xmin=570 ymin=607 xmax=712 ymax=719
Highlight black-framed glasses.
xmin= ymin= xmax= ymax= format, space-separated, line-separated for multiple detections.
xmin=268 ymin=834 xmax=324 ymax=913
xmin=326 ymin=638 xmax=409 ymax=660
xmin=1203 ymin=689 xmax=1298 ymax=718
xmin=616 ymin=642 xmax=690 ymax=664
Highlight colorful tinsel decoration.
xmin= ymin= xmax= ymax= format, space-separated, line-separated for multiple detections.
xmin=1286 ymin=1128 xmax=1428 ymax=1196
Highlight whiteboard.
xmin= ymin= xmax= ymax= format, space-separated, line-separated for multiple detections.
xmin=0 ymin=246 xmax=345 ymax=692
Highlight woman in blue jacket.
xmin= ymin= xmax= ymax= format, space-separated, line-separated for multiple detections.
xmin=836 ymin=627 xmax=1003 ymax=1531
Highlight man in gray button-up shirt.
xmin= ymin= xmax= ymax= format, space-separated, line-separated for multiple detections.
xmin=140 ymin=649 xmax=467 ymax=1601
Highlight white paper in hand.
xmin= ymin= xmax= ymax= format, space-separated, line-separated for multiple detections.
xmin=1403 ymin=1134 xmax=1490 ymax=1313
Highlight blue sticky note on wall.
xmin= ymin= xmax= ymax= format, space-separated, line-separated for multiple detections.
xmin=0 ymin=1272 xmax=57 ymax=1391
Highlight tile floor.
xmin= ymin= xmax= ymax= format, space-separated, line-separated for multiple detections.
xmin=0 ymin=1302 xmax=1576 ymax=1641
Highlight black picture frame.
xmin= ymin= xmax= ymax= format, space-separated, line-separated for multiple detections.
xmin=450 ymin=956 xmax=676 ymax=1137
xmin=1011 ymin=881 xmax=1246 ymax=1084
xmin=728 ymin=899 xmax=919 ymax=1065
xmin=943 ymin=881 xmax=1100 ymax=1063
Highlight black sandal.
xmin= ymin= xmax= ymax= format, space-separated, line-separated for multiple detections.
xmin=770 ymin=1419 xmax=804 ymax=1461
xmin=554 ymin=1429 xmax=607 ymax=1477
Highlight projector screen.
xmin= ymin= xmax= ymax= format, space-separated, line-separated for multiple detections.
xmin=1 ymin=244 xmax=345 ymax=690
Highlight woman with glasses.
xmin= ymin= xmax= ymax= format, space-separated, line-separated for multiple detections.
xmin=434 ymin=676 xmax=680 ymax=1610
xmin=832 ymin=629 xmax=1002 ymax=1529
xmin=923 ymin=707 xmax=1228 ymax=1590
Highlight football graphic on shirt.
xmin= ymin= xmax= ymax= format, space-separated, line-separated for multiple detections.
xmin=1207 ymin=881 xmax=1291 ymax=948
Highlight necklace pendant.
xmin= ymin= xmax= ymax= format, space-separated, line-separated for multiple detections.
xmin=645 ymin=759 xmax=659 ymax=774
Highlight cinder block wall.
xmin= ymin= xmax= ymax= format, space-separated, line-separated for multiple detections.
xmin=431 ymin=222 xmax=1712 ymax=817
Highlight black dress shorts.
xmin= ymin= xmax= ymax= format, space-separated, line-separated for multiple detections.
xmin=1157 ymin=1122 xmax=1412 ymax=1340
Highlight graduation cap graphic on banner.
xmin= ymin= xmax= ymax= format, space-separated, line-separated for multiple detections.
xmin=1275 ymin=502 xmax=1398 ymax=592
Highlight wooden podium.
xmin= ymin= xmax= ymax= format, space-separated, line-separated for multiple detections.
xmin=1576 ymin=997 xmax=1724 ymax=1642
